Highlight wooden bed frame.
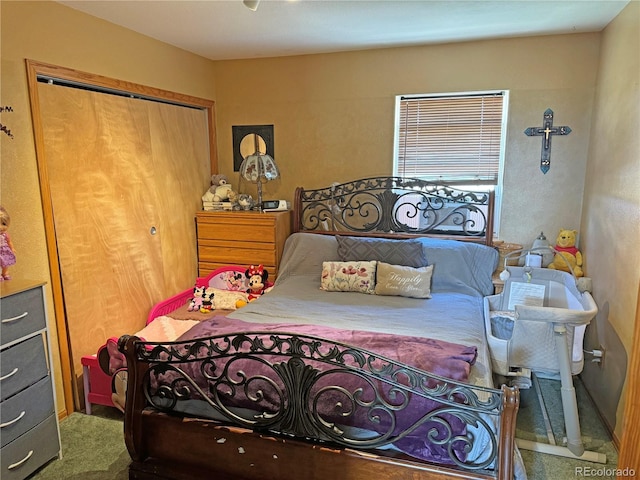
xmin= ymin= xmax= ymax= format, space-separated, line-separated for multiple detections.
xmin=119 ymin=177 xmax=518 ymax=480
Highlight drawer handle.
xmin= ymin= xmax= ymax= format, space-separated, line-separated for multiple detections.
xmin=7 ymin=449 xmax=34 ymax=470
xmin=0 ymin=367 xmax=19 ymax=381
xmin=1 ymin=410 xmax=26 ymax=428
xmin=1 ymin=312 xmax=28 ymax=324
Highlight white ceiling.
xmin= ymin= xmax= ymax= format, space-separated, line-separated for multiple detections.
xmin=58 ymin=0 xmax=630 ymax=61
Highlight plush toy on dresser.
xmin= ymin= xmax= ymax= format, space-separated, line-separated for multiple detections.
xmin=202 ymin=174 xmax=236 ymax=203
xmin=547 ymin=228 xmax=584 ymax=277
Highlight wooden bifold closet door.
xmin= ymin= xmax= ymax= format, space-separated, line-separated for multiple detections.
xmin=37 ymin=82 xmax=210 ymax=407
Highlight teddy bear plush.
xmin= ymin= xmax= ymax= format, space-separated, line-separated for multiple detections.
xmin=547 ymin=228 xmax=584 ymax=277
xmin=202 ymin=174 xmax=236 ymax=203
xmin=211 ymin=174 xmax=233 ymax=202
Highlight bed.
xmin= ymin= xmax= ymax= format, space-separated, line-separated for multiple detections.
xmin=116 ymin=176 xmax=522 ymax=480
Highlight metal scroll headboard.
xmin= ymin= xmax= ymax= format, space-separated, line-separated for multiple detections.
xmin=293 ymin=176 xmax=494 ymax=245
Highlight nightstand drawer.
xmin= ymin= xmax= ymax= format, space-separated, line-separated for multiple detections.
xmin=1 ymin=335 xmax=48 ymax=401
xmin=197 ymin=221 xmax=277 ymax=244
xmin=1 ymin=287 xmax=46 ymax=346
xmin=1 ymin=377 xmax=55 ymax=447
xmin=198 ymin=242 xmax=278 ymax=266
xmin=1 ymin=415 xmax=60 ymax=480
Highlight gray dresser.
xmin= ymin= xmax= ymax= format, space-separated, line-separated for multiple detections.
xmin=1 ymin=280 xmax=61 ymax=479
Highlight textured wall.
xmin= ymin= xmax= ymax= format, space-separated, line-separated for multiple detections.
xmin=213 ymin=33 xmax=601 ymax=246
xmin=579 ymin=2 xmax=640 ymax=440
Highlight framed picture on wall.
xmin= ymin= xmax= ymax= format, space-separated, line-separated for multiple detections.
xmin=232 ymin=124 xmax=274 ymax=171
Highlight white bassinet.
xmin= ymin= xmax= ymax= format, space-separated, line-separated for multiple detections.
xmin=484 ymin=266 xmax=602 ymax=462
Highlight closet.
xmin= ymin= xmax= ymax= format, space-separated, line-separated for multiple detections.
xmin=28 ymin=61 xmax=215 ymax=410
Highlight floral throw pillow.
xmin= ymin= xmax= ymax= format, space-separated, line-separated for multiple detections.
xmin=320 ymin=261 xmax=377 ymax=294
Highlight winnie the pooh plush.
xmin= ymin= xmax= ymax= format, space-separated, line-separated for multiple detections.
xmin=547 ymin=228 xmax=584 ymax=277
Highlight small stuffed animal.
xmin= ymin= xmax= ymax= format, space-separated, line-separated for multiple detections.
xmin=201 ymin=174 xmax=235 ymax=203
xmin=245 ymin=264 xmax=270 ymax=302
xmin=211 ymin=174 xmax=233 ymax=202
xmin=547 ymin=228 xmax=584 ymax=277
xmin=237 ymin=193 xmax=255 ymax=211
xmin=187 ymin=285 xmax=206 ymax=311
xmin=200 ymin=287 xmax=216 ymax=313
xmin=227 ymin=189 xmax=239 ymax=208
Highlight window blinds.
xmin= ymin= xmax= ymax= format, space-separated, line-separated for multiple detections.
xmin=397 ymin=92 xmax=505 ymax=184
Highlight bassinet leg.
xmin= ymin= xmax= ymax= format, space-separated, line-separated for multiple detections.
xmin=553 ymin=324 xmax=583 ymax=457
xmin=516 ymin=324 xmax=607 ymax=464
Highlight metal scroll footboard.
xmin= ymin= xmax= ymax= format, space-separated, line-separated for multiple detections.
xmin=119 ymin=332 xmax=518 ymax=478
xmin=293 ymin=176 xmax=494 ymax=245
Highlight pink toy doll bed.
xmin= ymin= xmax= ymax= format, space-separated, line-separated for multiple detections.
xmin=82 ymin=265 xmax=271 ymax=413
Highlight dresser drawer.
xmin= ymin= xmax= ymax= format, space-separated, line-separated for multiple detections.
xmin=197 ymin=221 xmax=277 ymax=244
xmin=1 ymin=377 xmax=55 ymax=447
xmin=198 ymin=241 xmax=277 ymax=265
xmin=1 ymin=415 xmax=60 ymax=480
xmin=1 ymin=287 xmax=46 ymax=346
xmin=1 ymin=335 xmax=48 ymax=401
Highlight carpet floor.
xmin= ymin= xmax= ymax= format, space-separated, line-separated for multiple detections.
xmin=30 ymin=376 xmax=617 ymax=480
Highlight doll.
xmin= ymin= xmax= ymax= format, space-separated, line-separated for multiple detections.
xmin=0 ymin=206 xmax=16 ymax=280
xmin=244 ymin=264 xmax=271 ymax=302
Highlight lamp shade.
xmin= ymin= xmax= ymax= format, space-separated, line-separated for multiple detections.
xmin=239 ymin=153 xmax=280 ymax=183
xmin=239 ymin=152 xmax=280 ymax=211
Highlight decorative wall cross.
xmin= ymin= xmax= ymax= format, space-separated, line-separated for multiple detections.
xmin=524 ymin=108 xmax=571 ymax=174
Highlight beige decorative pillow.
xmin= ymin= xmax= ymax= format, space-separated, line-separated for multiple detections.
xmin=374 ymin=262 xmax=434 ymax=298
xmin=320 ymin=261 xmax=377 ymax=294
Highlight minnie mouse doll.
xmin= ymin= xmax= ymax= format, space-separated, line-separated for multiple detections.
xmin=245 ymin=264 xmax=271 ymax=302
xmin=0 ymin=206 xmax=16 ymax=281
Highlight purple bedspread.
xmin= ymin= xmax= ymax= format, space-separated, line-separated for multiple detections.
xmin=154 ymin=316 xmax=479 ymax=465
xmin=177 ymin=316 xmax=477 ymax=380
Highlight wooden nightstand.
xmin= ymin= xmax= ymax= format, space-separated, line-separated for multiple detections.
xmin=195 ymin=210 xmax=292 ymax=278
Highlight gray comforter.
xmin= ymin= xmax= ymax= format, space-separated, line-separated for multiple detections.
xmin=229 ymin=232 xmax=498 ymax=388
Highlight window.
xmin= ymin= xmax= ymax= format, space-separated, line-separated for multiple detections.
xmin=393 ymin=90 xmax=508 ymax=232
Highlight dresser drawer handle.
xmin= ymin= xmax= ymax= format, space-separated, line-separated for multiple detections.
xmin=1 ymin=410 xmax=26 ymax=428
xmin=7 ymin=449 xmax=34 ymax=470
xmin=1 ymin=312 xmax=28 ymax=324
xmin=0 ymin=367 xmax=19 ymax=381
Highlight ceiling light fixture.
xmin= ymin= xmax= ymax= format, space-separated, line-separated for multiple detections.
xmin=243 ymin=0 xmax=260 ymax=11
